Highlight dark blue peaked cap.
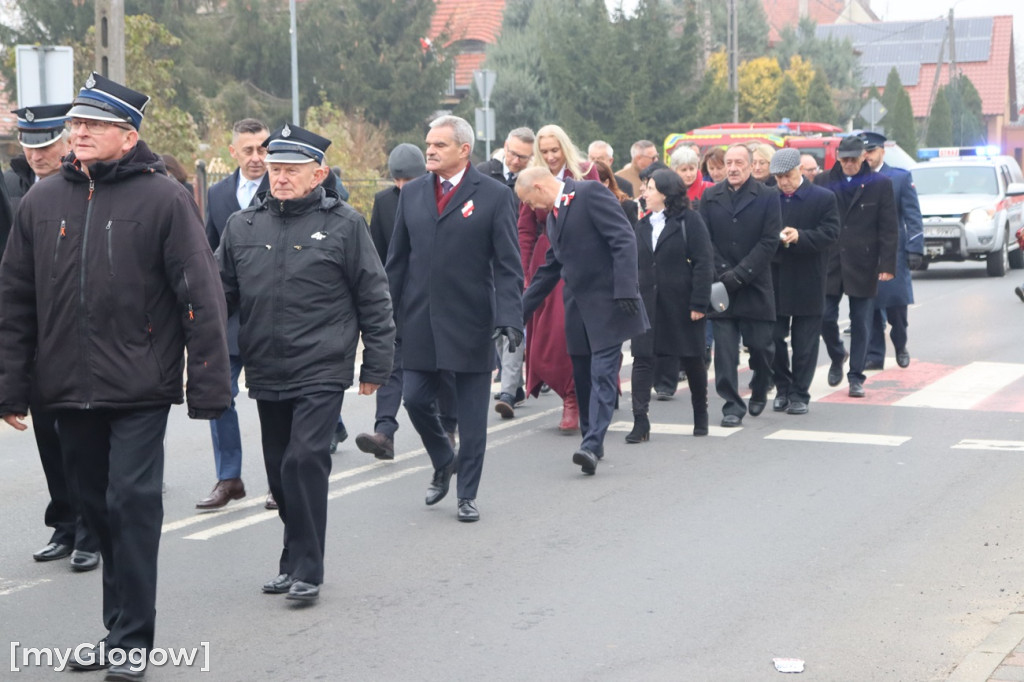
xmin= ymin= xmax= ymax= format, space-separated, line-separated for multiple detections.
xmin=262 ymin=123 xmax=331 ymax=164
xmin=12 ymin=103 xmax=70 ymax=148
xmin=69 ymin=72 xmax=150 ymax=130
xmin=860 ymin=131 xmax=887 ymax=150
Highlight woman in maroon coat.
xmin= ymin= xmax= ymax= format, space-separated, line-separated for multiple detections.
xmin=518 ymin=124 xmax=599 ymax=432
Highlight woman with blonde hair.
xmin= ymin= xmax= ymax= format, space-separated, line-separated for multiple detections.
xmin=518 ymin=124 xmax=600 ymax=432
xmin=750 ymin=143 xmax=777 ymax=187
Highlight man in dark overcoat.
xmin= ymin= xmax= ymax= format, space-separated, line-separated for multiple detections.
xmin=815 ymin=135 xmax=898 ymax=398
xmin=518 ymin=167 xmax=648 ymax=475
xmin=698 ymin=144 xmax=781 ymax=427
xmin=862 ymin=132 xmax=923 ymax=370
xmin=198 ymin=117 xmax=270 ymax=511
xmin=386 ymin=115 xmax=523 ymax=523
xmin=768 ymin=149 xmax=840 ymax=415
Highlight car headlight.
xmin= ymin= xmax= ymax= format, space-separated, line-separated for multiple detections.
xmin=963 ymin=207 xmax=997 ymax=224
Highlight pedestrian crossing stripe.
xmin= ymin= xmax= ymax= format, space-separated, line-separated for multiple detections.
xmin=764 ymin=429 xmax=911 ymax=446
xmin=607 ymin=421 xmax=739 ymax=438
xmin=951 ymin=439 xmax=1024 ymax=451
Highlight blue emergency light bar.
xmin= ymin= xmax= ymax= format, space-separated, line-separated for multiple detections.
xmin=918 ymin=145 xmax=1001 ymax=160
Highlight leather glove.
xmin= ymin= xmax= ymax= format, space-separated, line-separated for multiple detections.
xmin=719 ymin=270 xmax=744 ymax=293
xmin=492 ymin=326 xmax=523 ymax=353
xmin=616 ymin=298 xmax=640 ymax=315
xmin=906 ymin=252 xmax=923 ymax=271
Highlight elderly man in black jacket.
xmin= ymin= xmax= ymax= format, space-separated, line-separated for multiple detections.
xmin=815 ymin=136 xmax=897 ymax=398
xmin=769 ymin=149 xmax=840 ymax=415
xmin=699 ymin=144 xmax=781 ymax=427
xmin=0 ymin=73 xmax=230 ymax=672
xmin=218 ymin=124 xmax=394 ymax=602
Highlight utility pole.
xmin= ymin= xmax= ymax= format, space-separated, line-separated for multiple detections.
xmin=94 ymin=0 xmax=125 ymax=83
xmin=727 ymin=0 xmax=738 ymax=122
xmin=290 ymin=0 xmax=300 ymax=125
xmin=948 ymin=7 xmax=960 ymax=145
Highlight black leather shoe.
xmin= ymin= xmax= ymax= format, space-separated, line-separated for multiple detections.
xmin=748 ymin=396 xmax=767 ymax=416
xmin=33 ymin=542 xmax=72 ymax=562
xmin=70 ymin=550 xmax=100 ymax=572
xmin=864 ymin=360 xmax=884 ymax=371
xmin=105 ymin=663 xmax=145 ymax=680
xmin=329 ymin=424 xmax=348 ymax=455
xmin=1016 ymin=286 xmax=1024 ymax=303
xmin=286 ymin=581 xmax=320 ymax=602
xmin=355 ymin=432 xmax=395 ymax=460
xmin=896 ymin=348 xmax=911 ymax=368
xmin=494 ymin=393 xmax=515 ymax=419
xmin=827 ymin=352 xmax=848 ymax=387
xmin=572 ymin=448 xmax=598 ymax=475
xmin=514 ymin=387 xmax=526 ymax=406
xmin=786 ymin=401 xmax=809 ymax=415
xmin=195 ymin=477 xmax=246 ymax=510
xmin=425 ymin=457 xmax=456 ymax=506
xmin=848 ymin=380 xmax=865 ymax=398
xmin=68 ymin=641 xmax=110 ymax=671
xmin=262 ymin=573 xmax=294 ymax=594
xmin=772 ymin=395 xmax=789 ymax=412
xmin=654 ymin=389 xmax=674 ymax=401
xmin=264 ymin=491 xmax=278 ymax=510
xmin=721 ymin=414 xmax=742 ymax=428
xmin=457 ymin=498 xmax=479 ymax=522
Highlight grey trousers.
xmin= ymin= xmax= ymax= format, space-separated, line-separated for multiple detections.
xmin=497 ymin=338 xmax=524 ymax=396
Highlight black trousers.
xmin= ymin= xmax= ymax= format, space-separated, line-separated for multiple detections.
xmin=257 ymin=391 xmax=345 ymax=586
xmin=653 ymin=356 xmax=680 ymax=395
xmin=32 ymin=405 xmax=96 ymax=550
xmin=56 ymin=406 xmax=170 ymax=651
xmin=374 ymin=339 xmax=458 ymax=439
xmin=773 ymin=315 xmax=823 ymax=404
xmin=867 ymin=305 xmax=909 ymax=363
xmin=570 ymin=344 xmax=622 ymax=453
xmin=403 ymin=370 xmax=490 ymax=499
xmin=712 ymin=317 xmax=774 ymax=417
xmin=631 ymin=355 xmax=708 ymax=418
xmin=822 ymin=294 xmax=872 ymax=383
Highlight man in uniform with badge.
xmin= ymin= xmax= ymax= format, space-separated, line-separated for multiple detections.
xmin=217 ymin=123 xmax=394 ymax=602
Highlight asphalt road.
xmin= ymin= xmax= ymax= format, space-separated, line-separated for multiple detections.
xmin=2 ymin=260 xmax=1024 ymax=681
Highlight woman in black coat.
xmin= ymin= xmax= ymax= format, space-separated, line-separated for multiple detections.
xmin=628 ymin=169 xmax=714 ymax=440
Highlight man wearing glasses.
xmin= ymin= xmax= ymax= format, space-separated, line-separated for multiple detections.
xmin=0 ymin=73 xmax=230 ymax=677
xmin=799 ymin=154 xmax=820 ymax=182
xmin=617 ymin=140 xmax=660 ymax=199
xmin=815 ymin=135 xmax=897 ymax=398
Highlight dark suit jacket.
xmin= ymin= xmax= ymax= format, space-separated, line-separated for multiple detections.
xmin=772 ymin=180 xmax=840 ymax=317
xmin=698 ymin=175 xmax=781 ymax=321
xmin=0 ymin=170 xmax=13 ymax=256
xmin=632 ymin=208 xmax=713 ymax=357
xmin=873 ymin=162 xmax=923 ymax=307
xmin=522 ymin=178 xmax=648 ymax=355
xmin=816 ymin=162 xmax=898 ymax=299
xmin=205 ymin=168 xmax=269 ymax=355
xmin=368 ymin=185 xmax=399 ymax=263
xmin=386 ymin=163 xmax=523 ymax=373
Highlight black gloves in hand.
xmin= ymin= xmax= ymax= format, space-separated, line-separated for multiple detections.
xmin=616 ymin=298 xmax=640 ymax=315
xmin=492 ymin=326 xmax=524 ymax=353
xmin=719 ymin=270 xmax=744 ymax=293
xmin=906 ymin=252 xmax=923 ymax=270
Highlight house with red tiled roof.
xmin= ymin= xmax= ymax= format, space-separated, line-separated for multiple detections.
xmin=818 ymin=16 xmax=1019 ymax=157
xmin=762 ymin=0 xmax=877 ymax=44
xmin=429 ymin=0 xmax=505 ymax=103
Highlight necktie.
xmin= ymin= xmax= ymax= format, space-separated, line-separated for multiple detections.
xmin=507 ymin=172 xmax=515 ymax=185
xmin=240 ymin=180 xmax=257 ymax=207
xmin=441 ymin=180 xmax=454 ymax=196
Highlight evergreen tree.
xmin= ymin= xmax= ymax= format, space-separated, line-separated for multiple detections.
xmin=803 ymin=70 xmax=837 ymax=124
xmin=925 ymin=87 xmax=953 ymax=148
xmin=773 ymin=74 xmax=803 ymax=121
xmin=888 ymin=88 xmax=917 ymax=156
xmin=880 ymin=67 xmax=903 ymax=114
xmin=947 ymin=74 xmax=986 ymax=146
xmin=709 ymin=0 xmax=768 ymax=61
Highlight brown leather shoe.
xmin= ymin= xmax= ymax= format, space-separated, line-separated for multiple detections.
xmin=195 ymin=478 xmax=246 ymax=510
xmin=265 ymin=491 xmax=278 ymax=510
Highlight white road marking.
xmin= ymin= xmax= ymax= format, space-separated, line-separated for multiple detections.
xmin=951 ymin=439 xmax=1024 ymax=452
xmin=0 ymin=577 xmax=51 ymax=597
xmin=607 ymin=420 xmax=740 ymax=438
xmin=765 ymin=429 xmax=911 ymax=446
xmin=893 ymin=361 xmax=1024 ymax=410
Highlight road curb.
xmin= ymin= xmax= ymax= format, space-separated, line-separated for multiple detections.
xmin=949 ymin=612 xmax=1024 ymax=681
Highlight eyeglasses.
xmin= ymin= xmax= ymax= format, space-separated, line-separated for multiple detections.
xmin=69 ymin=119 xmax=132 ymax=134
xmin=506 ymin=150 xmax=531 ymax=163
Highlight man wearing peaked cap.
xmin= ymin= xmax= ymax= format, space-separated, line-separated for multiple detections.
xmin=0 ymin=73 xmax=231 ymax=675
xmin=216 ymin=122 xmax=394 ymax=602
xmin=860 ymin=131 xmax=924 ymax=371
xmin=2 ymin=102 xmax=102 ymax=574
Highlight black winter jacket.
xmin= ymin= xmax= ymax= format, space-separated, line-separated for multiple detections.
xmin=217 ymin=186 xmax=395 ymax=392
xmin=0 ymin=141 xmax=231 ymax=417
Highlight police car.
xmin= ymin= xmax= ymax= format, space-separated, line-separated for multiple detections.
xmin=910 ymin=147 xmax=1024 ymax=277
